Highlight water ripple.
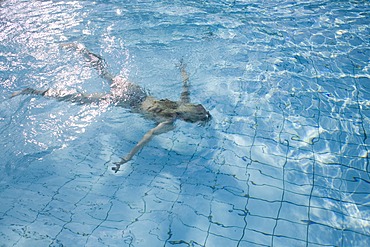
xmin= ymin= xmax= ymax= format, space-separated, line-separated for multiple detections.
xmin=0 ymin=0 xmax=370 ymax=246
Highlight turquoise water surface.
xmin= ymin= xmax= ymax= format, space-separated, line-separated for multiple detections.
xmin=1 ymin=0 xmax=370 ymax=246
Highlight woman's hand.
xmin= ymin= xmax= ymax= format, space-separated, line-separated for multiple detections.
xmin=112 ymin=158 xmax=128 ymax=173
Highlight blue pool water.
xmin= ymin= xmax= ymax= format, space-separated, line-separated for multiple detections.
xmin=1 ymin=0 xmax=370 ymax=246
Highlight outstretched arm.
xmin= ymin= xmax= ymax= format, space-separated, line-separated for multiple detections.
xmin=179 ymin=59 xmax=191 ymax=104
xmin=112 ymin=120 xmax=175 ymax=172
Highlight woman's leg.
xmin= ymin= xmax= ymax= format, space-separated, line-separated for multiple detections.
xmin=12 ymin=88 xmax=108 ymax=105
xmin=61 ymin=43 xmax=149 ymax=104
xmin=61 ymin=43 xmax=115 ymax=84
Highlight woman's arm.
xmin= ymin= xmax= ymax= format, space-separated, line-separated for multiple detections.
xmin=179 ymin=59 xmax=191 ymax=104
xmin=112 ymin=120 xmax=175 ymax=172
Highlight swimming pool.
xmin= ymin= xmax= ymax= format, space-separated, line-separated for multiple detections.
xmin=1 ymin=0 xmax=370 ymax=246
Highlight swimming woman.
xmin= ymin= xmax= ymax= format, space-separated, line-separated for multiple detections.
xmin=12 ymin=43 xmax=211 ymax=172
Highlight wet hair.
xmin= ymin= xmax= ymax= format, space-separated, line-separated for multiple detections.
xmin=147 ymin=99 xmax=179 ymax=118
xmin=147 ymin=99 xmax=211 ymax=123
xmin=177 ymin=103 xmax=211 ymax=123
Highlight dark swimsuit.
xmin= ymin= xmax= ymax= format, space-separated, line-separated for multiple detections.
xmin=111 ymin=81 xmax=147 ymax=109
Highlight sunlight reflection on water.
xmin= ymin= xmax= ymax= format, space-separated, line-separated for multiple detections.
xmin=0 ymin=0 xmax=370 ymax=246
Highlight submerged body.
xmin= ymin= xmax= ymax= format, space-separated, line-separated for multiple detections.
xmin=12 ymin=43 xmax=211 ymax=172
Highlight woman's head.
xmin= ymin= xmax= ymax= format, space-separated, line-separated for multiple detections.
xmin=147 ymin=99 xmax=211 ymax=123
xmin=176 ymin=103 xmax=211 ymax=123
